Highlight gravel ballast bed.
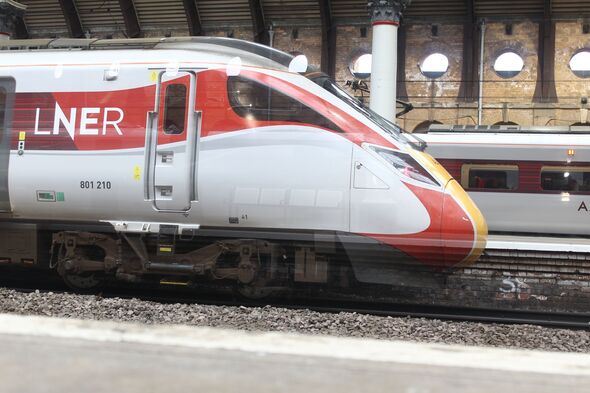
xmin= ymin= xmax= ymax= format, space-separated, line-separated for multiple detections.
xmin=0 ymin=288 xmax=588 ymax=352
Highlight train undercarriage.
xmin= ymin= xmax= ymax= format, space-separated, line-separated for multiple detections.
xmin=0 ymin=223 xmax=350 ymax=297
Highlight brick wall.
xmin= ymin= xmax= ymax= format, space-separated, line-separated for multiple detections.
xmin=273 ymin=26 xmax=322 ymax=70
xmin=264 ymin=20 xmax=590 ymax=132
xmin=403 ymin=20 xmax=590 ymax=130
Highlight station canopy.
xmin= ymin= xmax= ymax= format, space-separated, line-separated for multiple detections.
xmin=16 ymin=0 xmax=590 ymax=39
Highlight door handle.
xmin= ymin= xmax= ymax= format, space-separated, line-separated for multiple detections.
xmin=156 ymin=186 xmax=173 ymax=199
xmin=159 ymin=151 xmax=173 ymax=164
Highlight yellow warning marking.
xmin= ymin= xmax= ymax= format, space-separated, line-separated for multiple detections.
xmin=160 ymin=279 xmax=189 ymax=286
xmin=18 ymin=131 xmax=25 ymax=141
xmin=159 ymin=247 xmax=172 ymax=253
xmin=150 ymin=71 xmax=158 ymax=82
xmin=133 ymin=165 xmax=141 ymax=181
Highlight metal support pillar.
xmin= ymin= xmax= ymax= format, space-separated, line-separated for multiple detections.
xmin=319 ymin=0 xmax=336 ymax=79
xmin=533 ymin=0 xmax=557 ymax=103
xmin=367 ymin=0 xmax=411 ymax=122
xmin=0 ymin=0 xmax=26 ymax=40
xmin=183 ymin=0 xmax=202 ymax=36
xmin=249 ymin=0 xmax=269 ymax=45
xmin=118 ymin=0 xmax=142 ymax=38
xmin=458 ymin=0 xmax=479 ymax=102
xmin=58 ymin=0 xmax=84 ymax=38
xmin=396 ymin=24 xmax=408 ymax=102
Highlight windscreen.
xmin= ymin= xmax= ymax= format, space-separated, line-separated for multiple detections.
xmin=309 ymin=74 xmax=413 ymax=147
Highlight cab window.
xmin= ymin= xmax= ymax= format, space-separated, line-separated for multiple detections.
xmin=541 ymin=167 xmax=590 ymax=192
xmin=227 ymin=76 xmax=343 ymax=132
xmin=461 ymin=164 xmax=519 ymax=190
xmin=163 ymin=84 xmax=187 ymax=134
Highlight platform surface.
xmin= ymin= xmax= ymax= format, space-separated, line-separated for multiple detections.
xmin=1 ymin=313 xmax=590 ymax=393
xmin=487 ymin=233 xmax=590 ymax=253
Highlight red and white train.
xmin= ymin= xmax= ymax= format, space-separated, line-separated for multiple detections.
xmin=0 ymin=37 xmax=486 ymax=291
xmin=421 ymin=125 xmax=590 ymax=237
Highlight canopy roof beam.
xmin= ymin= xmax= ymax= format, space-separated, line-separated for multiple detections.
xmin=58 ymin=0 xmax=84 ymax=38
xmin=183 ymin=0 xmax=203 ymax=36
xmin=249 ymin=0 xmax=269 ymax=45
xmin=534 ymin=0 xmax=557 ymax=102
xmin=458 ymin=0 xmax=479 ymax=102
xmin=319 ymin=0 xmax=336 ymax=78
xmin=118 ymin=0 xmax=142 ymax=38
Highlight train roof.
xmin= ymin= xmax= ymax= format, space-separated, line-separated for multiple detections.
xmin=427 ymin=124 xmax=590 ymax=134
xmin=0 ymin=37 xmax=310 ymax=72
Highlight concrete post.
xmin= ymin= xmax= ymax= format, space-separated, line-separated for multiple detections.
xmin=367 ymin=0 xmax=411 ymax=122
xmin=0 ymin=0 xmax=26 ymax=40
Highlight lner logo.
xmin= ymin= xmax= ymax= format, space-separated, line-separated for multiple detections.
xmin=33 ymin=102 xmax=125 ymax=139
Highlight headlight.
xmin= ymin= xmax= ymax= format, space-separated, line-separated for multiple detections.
xmin=369 ymin=146 xmax=439 ymax=186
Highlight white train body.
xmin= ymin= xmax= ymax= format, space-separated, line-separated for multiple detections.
xmin=0 ymin=38 xmax=486 ymax=288
xmin=421 ymin=126 xmax=590 ymax=236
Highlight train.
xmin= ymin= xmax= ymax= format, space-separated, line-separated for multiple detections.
xmin=420 ymin=124 xmax=590 ymax=236
xmin=0 ymin=37 xmax=486 ymax=293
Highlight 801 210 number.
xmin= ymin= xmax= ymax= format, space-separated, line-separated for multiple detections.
xmin=80 ymin=180 xmax=112 ymax=190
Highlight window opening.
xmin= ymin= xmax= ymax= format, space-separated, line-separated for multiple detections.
xmin=461 ymin=164 xmax=519 ymax=190
xmin=570 ymin=51 xmax=590 ymax=78
xmin=228 ymin=76 xmax=343 ymax=132
xmin=541 ymin=167 xmax=590 ymax=192
xmin=349 ymin=53 xmax=372 ymax=79
xmin=163 ymin=84 xmax=187 ymax=135
xmin=420 ymin=53 xmax=449 ymax=79
xmin=493 ymin=52 xmax=524 ymax=78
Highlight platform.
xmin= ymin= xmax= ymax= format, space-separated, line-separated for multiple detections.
xmin=487 ymin=233 xmax=590 ymax=253
xmin=1 ymin=313 xmax=590 ymax=393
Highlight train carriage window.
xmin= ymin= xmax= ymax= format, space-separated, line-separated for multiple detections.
xmin=227 ymin=76 xmax=343 ymax=132
xmin=461 ymin=164 xmax=519 ymax=190
xmin=163 ymin=84 xmax=187 ymax=134
xmin=541 ymin=167 xmax=590 ymax=192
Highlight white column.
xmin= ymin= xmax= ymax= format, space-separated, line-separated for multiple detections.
xmin=367 ymin=0 xmax=411 ymax=123
xmin=370 ymin=21 xmax=398 ymax=122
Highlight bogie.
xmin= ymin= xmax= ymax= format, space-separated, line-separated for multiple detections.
xmin=48 ymin=229 xmax=343 ymax=295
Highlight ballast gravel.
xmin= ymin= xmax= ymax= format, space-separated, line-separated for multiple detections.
xmin=0 ymin=287 xmax=588 ymax=352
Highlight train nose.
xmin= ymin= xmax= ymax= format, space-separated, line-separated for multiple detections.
xmin=441 ymin=179 xmax=488 ymax=267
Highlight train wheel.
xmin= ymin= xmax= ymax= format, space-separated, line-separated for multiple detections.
xmin=61 ymin=272 xmax=103 ymax=292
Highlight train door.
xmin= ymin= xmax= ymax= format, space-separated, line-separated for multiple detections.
xmin=145 ymin=71 xmax=200 ymax=212
xmin=0 ymin=78 xmax=15 ymax=212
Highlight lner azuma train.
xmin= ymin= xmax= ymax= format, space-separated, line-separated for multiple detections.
xmin=0 ymin=37 xmax=486 ymax=292
xmin=420 ymin=124 xmax=590 ymax=237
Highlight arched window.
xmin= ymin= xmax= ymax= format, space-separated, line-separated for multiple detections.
xmin=413 ymin=120 xmax=442 ymax=133
xmin=493 ymin=52 xmax=524 ymax=78
xmin=349 ymin=53 xmax=372 ymax=79
xmin=570 ymin=51 xmax=590 ymax=78
xmin=420 ymin=53 xmax=449 ymax=79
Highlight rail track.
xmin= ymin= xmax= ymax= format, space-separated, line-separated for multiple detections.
xmin=1 ymin=267 xmax=589 ymax=330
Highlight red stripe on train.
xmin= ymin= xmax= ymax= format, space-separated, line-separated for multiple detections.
xmin=13 ymin=69 xmax=397 ymax=151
